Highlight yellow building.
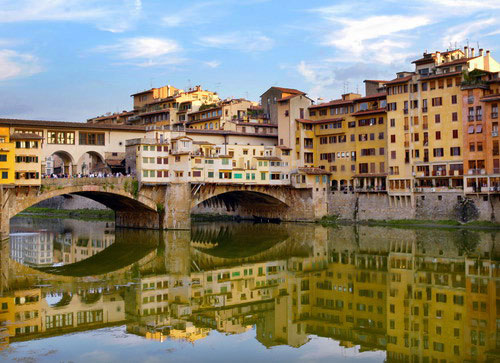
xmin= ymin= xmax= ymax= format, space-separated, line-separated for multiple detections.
xmin=386 ymin=47 xmax=500 ymax=203
xmin=0 ymin=127 xmax=15 ymax=185
xmin=11 ymin=132 xmax=42 ymax=186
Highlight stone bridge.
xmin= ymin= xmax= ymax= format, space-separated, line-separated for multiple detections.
xmin=0 ymin=177 xmax=328 ymax=240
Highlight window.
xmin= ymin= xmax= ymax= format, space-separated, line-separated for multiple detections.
xmin=450 ymin=147 xmax=460 ymax=156
xmin=391 ymin=151 xmax=396 ymax=159
xmin=390 ymin=119 xmax=395 ymax=127
xmin=47 ymin=131 xmax=75 ymax=144
xmin=433 ymin=148 xmax=444 ymax=157
xmin=79 ymin=132 xmax=105 ymax=145
xmin=391 ymin=135 xmax=396 ymax=143
xmin=452 ymin=112 xmax=458 ymax=121
xmin=435 ymin=131 xmax=441 ymax=140
xmin=0 ymin=154 xmax=6 ymax=162
xmin=451 ymin=95 xmax=457 ymax=104
xmin=1 ymin=171 xmax=7 ymax=179
xmin=432 ymin=97 xmax=442 ymax=106
xmin=435 ymin=114 xmax=441 ymax=123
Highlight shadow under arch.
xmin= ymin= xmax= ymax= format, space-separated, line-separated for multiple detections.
xmin=193 ymin=190 xmax=290 ymax=218
xmin=35 ymin=229 xmax=160 ymax=277
xmin=50 ymin=150 xmax=75 ymax=175
xmin=190 ymin=222 xmax=290 ymax=259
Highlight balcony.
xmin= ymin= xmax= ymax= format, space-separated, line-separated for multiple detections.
xmin=494 ymin=168 xmax=500 ymax=174
xmin=468 ymin=168 xmax=486 ymax=175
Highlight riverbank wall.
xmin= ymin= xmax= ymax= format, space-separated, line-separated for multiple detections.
xmin=328 ymin=191 xmax=500 ymax=223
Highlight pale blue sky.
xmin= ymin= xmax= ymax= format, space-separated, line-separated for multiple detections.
xmin=0 ymin=0 xmax=499 ymax=121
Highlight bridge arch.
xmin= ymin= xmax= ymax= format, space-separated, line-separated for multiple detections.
xmin=76 ymin=151 xmax=107 ymax=175
xmin=191 ymin=184 xmax=291 ymax=219
xmin=8 ymin=180 xmax=158 ymax=224
xmin=50 ymin=150 xmax=75 ymax=175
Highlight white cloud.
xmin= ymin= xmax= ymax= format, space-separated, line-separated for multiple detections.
xmin=162 ymin=2 xmax=219 ymax=27
xmin=0 ymin=49 xmax=42 ymax=81
xmin=199 ymin=31 xmax=274 ymax=52
xmin=320 ymin=14 xmax=431 ymax=64
xmin=441 ymin=18 xmax=496 ymax=49
xmin=204 ymin=60 xmax=221 ymax=68
xmin=95 ymin=37 xmax=183 ymax=67
xmin=0 ymin=0 xmax=142 ymax=32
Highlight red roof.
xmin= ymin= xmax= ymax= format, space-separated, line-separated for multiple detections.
xmin=353 ymin=92 xmax=386 ymax=102
xmin=419 ymin=71 xmax=462 ymax=81
xmin=351 ymin=108 xmax=386 ymax=116
xmin=309 ymin=99 xmax=354 ymax=109
xmin=436 ymin=56 xmax=478 ymax=67
xmin=0 ymin=118 xmax=145 ymax=131
xmin=273 ymin=87 xmax=305 ymax=95
xmin=364 ymin=80 xmax=388 ymax=83
xmin=298 ymin=167 xmax=331 ymax=175
xmin=480 ymin=94 xmax=500 ymax=102
xmin=384 ymin=75 xmax=413 ymax=85
xmin=296 ymin=118 xmax=343 ymax=125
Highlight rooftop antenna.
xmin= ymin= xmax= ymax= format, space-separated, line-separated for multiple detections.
xmin=356 ymin=83 xmax=359 ymax=94
xmin=187 ymin=79 xmax=192 ymax=90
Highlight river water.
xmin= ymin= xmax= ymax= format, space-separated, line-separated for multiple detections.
xmin=0 ymin=216 xmax=499 ymax=362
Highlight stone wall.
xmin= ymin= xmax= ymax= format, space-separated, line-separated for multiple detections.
xmin=328 ymin=191 xmax=500 ymax=222
xmin=34 ymin=195 xmax=108 ymax=210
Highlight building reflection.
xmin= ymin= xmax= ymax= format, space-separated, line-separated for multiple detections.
xmin=0 ymin=225 xmax=499 ymax=361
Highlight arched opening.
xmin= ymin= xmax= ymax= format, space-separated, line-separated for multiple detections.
xmin=193 ymin=190 xmax=289 ymax=220
xmin=46 ymin=151 xmax=75 ymax=176
xmin=76 ymin=151 xmax=107 ymax=175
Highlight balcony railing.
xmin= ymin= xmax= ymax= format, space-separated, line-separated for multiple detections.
xmin=468 ymin=168 xmax=486 ymax=175
xmin=494 ymin=168 xmax=500 ymax=174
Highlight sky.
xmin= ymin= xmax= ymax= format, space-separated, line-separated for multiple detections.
xmin=0 ymin=0 xmax=499 ymax=122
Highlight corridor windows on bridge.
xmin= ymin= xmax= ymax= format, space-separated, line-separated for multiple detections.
xmin=15 ymin=141 xmax=38 ymax=149
xmin=79 ymin=132 xmax=105 ymax=146
xmin=47 ymin=131 xmax=74 ymax=145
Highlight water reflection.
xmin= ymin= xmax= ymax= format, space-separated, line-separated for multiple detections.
xmin=0 ymin=220 xmax=499 ymax=362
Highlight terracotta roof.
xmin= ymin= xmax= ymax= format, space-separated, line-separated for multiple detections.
xmin=436 ymin=56 xmax=479 ymax=67
xmin=277 ymin=145 xmax=292 ymax=150
xmin=255 ymin=156 xmax=282 ymax=161
xmin=309 ymin=99 xmax=354 ymax=109
xmin=236 ymin=122 xmax=277 ymax=127
xmin=351 ymin=108 xmax=386 ymax=116
xmin=296 ymin=117 xmax=343 ymax=124
xmin=412 ymin=56 xmax=435 ymax=65
xmin=419 ymin=71 xmax=462 ymax=81
xmin=130 ymin=89 xmax=154 ymax=96
xmin=480 ymin=94 xmax=500 ymax=102
xmin=364 ymin=80 xmax=388 ymax=83
xmin=0 ymin=118 xmax=146 ymax=131
xmin=273 ymin=87 xmax=305 ymax=95
xmin=298 ymin=167 xmax=331 ymax=175
xmin=185 ymin=129 xmax=277 ymax=138
xmin=353 ymin=92 xmax=387 ymax=102
xmin=10 ymin=132 xmax=43 ymax=140
xmin=106 ymin=159 xmax=124 ymax=166
xmin=171 ymin=136 xmax=193 ymax=141
xmin=384 ymin=75 xmax=413 ymax=85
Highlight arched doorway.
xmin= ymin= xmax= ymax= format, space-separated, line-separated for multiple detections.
xmin=49 ymin=151 xmax=75 ymax=176
xmin=76 ymin=151 xmax=108 ymax=175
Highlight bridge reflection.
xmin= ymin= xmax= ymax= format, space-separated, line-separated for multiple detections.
xmin=0 ymin=224 xmax=499 ymax=361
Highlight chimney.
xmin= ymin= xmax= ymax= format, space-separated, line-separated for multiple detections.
xmin=479 ymin=48 xmax=484 ymax=56
xmin=464 ymin=46 xmax=469 ymax=58
xmin=471 ymin=48 xmax=475 ymax=57
xmin=486 ymin=50 xmax=491 ymax=56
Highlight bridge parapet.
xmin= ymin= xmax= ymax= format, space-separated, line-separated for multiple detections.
xmin=41 ymin=176 xmax=135 ymax=188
